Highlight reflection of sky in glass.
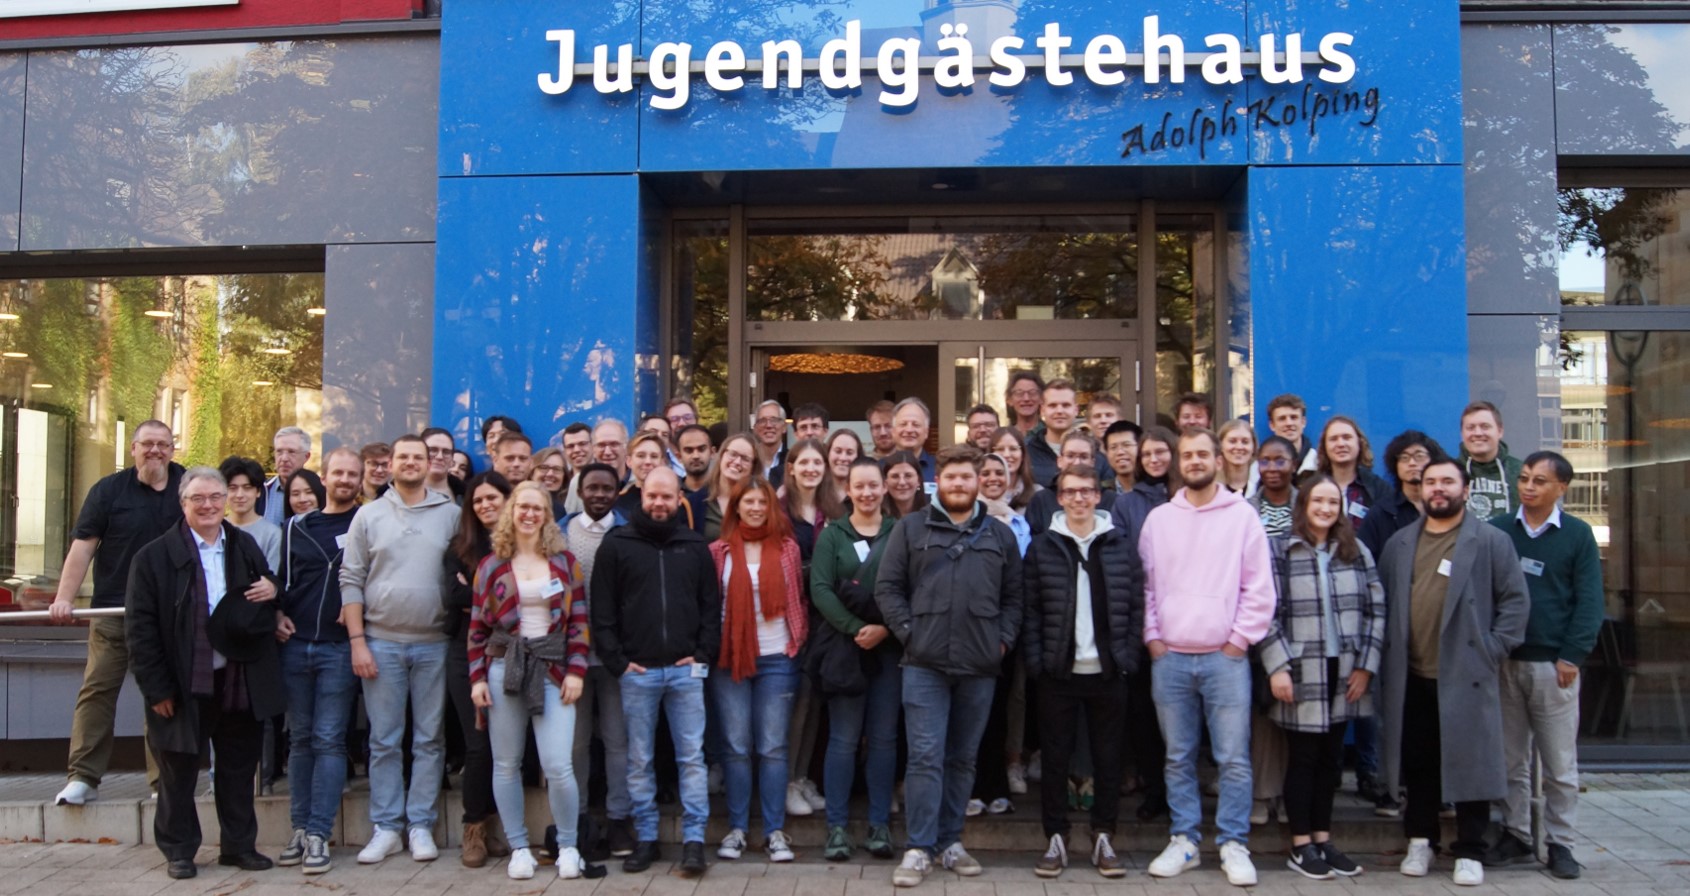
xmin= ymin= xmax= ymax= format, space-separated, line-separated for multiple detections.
xmin=852 ymin=0 xmax=922 ymax=29
xmin=1560 ymin=240 xmax=1605 ymax=294
xmin=1607 ymin=24 xmax=1690 ymax=148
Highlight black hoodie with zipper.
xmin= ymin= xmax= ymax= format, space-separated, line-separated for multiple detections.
xmin=589 ymin=514 xmax=723 ymax=675
xmin=280 ymin=507 xmax=358 ymax=643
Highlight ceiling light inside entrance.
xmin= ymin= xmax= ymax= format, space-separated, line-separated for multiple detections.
xmin=768 ymin=352 xmax=905 ymax=375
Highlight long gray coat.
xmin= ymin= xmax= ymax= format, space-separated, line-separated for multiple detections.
xmin=1378 ymin=512 xmax=1529 ymax=803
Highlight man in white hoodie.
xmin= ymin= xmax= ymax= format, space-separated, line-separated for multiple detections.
xmin=339 ymin=434 xmax=461 ymax=866
xmin=1138 ymin=428 xmax=1277 ymax=887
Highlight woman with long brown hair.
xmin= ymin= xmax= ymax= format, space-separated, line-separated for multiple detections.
xmin=879 ymin=450 xmax=929 ymax=518
xmin=703 ymin=432 xmax=763 ymax=540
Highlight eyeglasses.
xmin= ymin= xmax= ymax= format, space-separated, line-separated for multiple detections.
xmin=426 ymin=447 xmax=454 ymax=457
xmin=667 ymin=413 xmax=697 ymax=426
xmin=723 ymin=450 xmax=754 ymax=465
xmin=1400 ymin=449 xmax=1432 ymax=462
xmin=1009 ymin=389 xmax=1040 ymax=399
xmin=185 ymin=493 xmax=227 ymax=506
xmin=135 ymin=440 xmax=174 ymax=452
xmin=1058 ymin=488 xmax=1099 ymax=500
xmin=537 ymin=464 xmax=566 ymax=474
xmin=754 ymin=417 xmax=784 ymax=427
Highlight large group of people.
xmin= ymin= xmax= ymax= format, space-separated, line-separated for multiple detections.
xmin=43 ymin=380 xmax=1602 ymax=887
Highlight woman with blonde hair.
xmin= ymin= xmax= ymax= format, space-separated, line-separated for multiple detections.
xmin=468 ymin=481 xmax=593 ymax=880
xmin=703 ymin=432 xmax=763 ymax=540
xmin=1217 ymin=419 xmax=1259 ymax=497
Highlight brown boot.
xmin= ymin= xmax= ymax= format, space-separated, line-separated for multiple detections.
xmin=461 ymin=821 xmax=488 ymax=868
xmin=483 ymin=819 xmax=512 ymax=858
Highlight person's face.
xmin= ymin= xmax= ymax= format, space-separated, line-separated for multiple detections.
xmin=365 ymin=454 xmax=392 ymax=487
xmin=1088 ymin=405 xmax=1120 ymax=434
xmin=288 ymin=477 xmax=319 ymax=515
xmin=325 ymin=456 xmax=364 ymax=506
xmin=181 ymin=477 xmax=227 ymax=532
xmin=1140 ymin=439 xmax=1172 ymax=478
xmin=737 ymin=488 xmax=770 ymax=528
xmin=794 ymin=417 xmax=828 ymax=442
xmin=533 ymin=453 xmax=566 ymax=492
xmin=1178 ymin=435 xmax=1217 ymax=491
xmin=665 ymin=404 xmax=699 ymax=431
xmin=1106 ymin=433 xmax=1138 ymax=478
xmin=1270 ymin=406 xmax=1305 ymax=442
xmin=936 ymin=463 xmax=979 ymax=514
xmin=512 ymin=489 xmax=550 ymax=538
xmin=563 ymin=431 xmax=593 ymax=467
xmin=1305 ymin=481 xmax=1342 ymax=535
xmin=629 ymin=441 xmax=665 ymax=483
xmin=992 ymin=434 xmax=1024 ymax=476
xmin=273 ymin=434 xmax=308 ymax=478
xmin=892 ymin=406 xmax=928 ymax=452
xmin=718 ymin=438 xmax=755 ymax=485
xmin=449 ymin=452 xmax=471 ymax=480
xmin=967 ymin=413 xmax=999 ymax=449
xmin=1461 ymin=410 xmax=1502 ymax=462
xmin=1042 ymin=388 xmax=1078 ymax=433
xmin=1008 ymin=379 xmax=1041 ymax=421
xmin=1422 ymin=463 xmax=1468 ymax=520
xmin=791 ymin=448 xmax=826 ymax=490
xmin=677 ymin=430 xmax=714 ymax=476
xmin=1323 ymin=422 xmax=1359 ymax=466
xmin=495 ymin=441 xmax=533 ymax=482
xmin=868 ymin=411 xmax=895 ymax=453
xmin=886 ymin=463 xmax=920 ymax=506
xmin=580 ymin=472 xmax=620 ymax=519
xmin=754 ymin=406 xmax=787 ymax=448
xmin=1518 ymin=461 xmax=1568 ymax=515
xmin=424 ymin=433 xmax=454 ymax=477
xmin=848 ymin=465 xmax=886 ymax=514
xmin=978 ymin=461 xmax=1009 ymax=501
xmin=1176 ymin=404 xmax=1211 ymax=431
xmin=827 ymin=437 xmax=858 ymax=480
xmin=642 ymin=471 xmax=681 ymax=521
xmin=1256 ymin=444 xmax=1294 ymax=491
xmin=131 ymin=425 xmax=176 ymax=476
xmin=1057 ymin=474 xmax=1101 ymax=525
xmin=640 ymin=417 xmax=672 ymax=446
xmin=1059 ymin=439 xmax=1094 ymax=472
xmin=1395 ymin=443 xmax=1432 ymax=488
xmin=1221 ymin=428 xmax=1255 ymax=467
xmin=592 ymin=426 xmax=626 ymax=469
xmin=225 ymin=474 xmax=259 ymax=516
xmin=392 ymin=441 xmax=429 ymax=487
xmin=471 ymin=483 xmax=507 ymax=528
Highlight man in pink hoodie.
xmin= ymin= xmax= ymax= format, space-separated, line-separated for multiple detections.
xmin=1138 ymin=428 xmax=1276 ymax=887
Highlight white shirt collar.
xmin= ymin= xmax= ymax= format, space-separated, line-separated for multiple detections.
xmin=193 ymin=526 xmax=224 ymax=550
xmin=1515 ymin=503 xmax=1562 ymax=539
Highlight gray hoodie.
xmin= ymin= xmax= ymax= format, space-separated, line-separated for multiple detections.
xmin=339 ymin=486 xmax=460 ymax=643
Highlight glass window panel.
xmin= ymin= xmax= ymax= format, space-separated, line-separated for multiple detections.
xmin=1154 ymin=215 xmax=1216 ymax=423
xmin=673 ymin=220 xmax=729 ymax=425
xmin=1559 ymin=187 xmax=1690 ymax=308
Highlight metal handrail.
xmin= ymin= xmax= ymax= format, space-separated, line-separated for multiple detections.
xmin=0 ymin=607 xmax=126 ymax=622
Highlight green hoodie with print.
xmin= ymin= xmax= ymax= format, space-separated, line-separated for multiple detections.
xmin=1459 ymin=440 xmax=1524 ymax=521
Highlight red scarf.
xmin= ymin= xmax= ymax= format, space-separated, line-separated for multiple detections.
xmin=722 ymin=523 xmax=784 ymax=682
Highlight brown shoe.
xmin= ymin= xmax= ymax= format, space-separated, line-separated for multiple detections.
xmin=1092 ymin=833 xmax=1127 ymax=878
xmin=461 ymin=821 xmax=488 ymax=868
xmin=483 ymin=819 xmax=512 ymax=858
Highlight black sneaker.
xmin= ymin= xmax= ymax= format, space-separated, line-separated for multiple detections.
xmin=1356 ymin=772 xmax=1381 ymax=802
xmin=1287 ymin=843 xmax=1335 ymax=880
xmin=1318 ymin=842 xmax=1362 ymax=877
xmin=1483 ymin=832 xmax=1535 ymax=868
xmin=623 ymin=841 xmax=660 ymax=873
xmin=1547 ymin=844 xmax=1581 ymax=880
xmin=607 ymin=817 xmax=636 ymax=857
xmin=1373 ymin=792 xmax=1402 ymax=818
xmin=1136 ymin=793 xmax=1170 ymax=822
xmin=679 ymin=841 xmax=708 ymax=876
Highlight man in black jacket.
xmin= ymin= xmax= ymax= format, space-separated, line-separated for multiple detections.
xmin=875 ymin=446 xmax=1023 ymax=887
xmin=1023 ymin=465 xmax=1144 ymax=879
xmin=590 ymin=468 xmax=722 ymax=877
xmin=126 ymin=467 xmax=284 ymax=880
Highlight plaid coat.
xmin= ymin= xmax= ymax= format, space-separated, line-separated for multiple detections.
xmin=1257 ymin=535 xmax=1386 ymax=733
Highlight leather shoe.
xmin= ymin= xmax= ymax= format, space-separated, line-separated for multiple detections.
xmin=218 ymin=852 xmax=274 ymax=871
xmin=623 ymin=840 xmax=660 ymax=873
xmin=679 ymin=840 xmax=707 ymax=876
xmin=166 ymin=860 xmax=197 ymax=879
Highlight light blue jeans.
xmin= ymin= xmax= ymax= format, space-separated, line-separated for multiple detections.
xmin=621 ymin=665 xmax=709 ymax=843
xmin=281 ymin=638 xmax=358 ymax=839
xmin=1151 ymin=649 xmax=1254 ymax=845
xmin=709 ymin=653 xmax=799 ymax=833
xmin=362 ymin=637 xmax=448 ymax=833
xmin=901 ymin=665 xmax=995 ymax=854
xmin=487 ymin=660 xmax=580 ymax=850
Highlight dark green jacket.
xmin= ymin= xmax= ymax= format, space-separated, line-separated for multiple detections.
xmin=810 ymin=514 xmax=898 ymax=636
xmin=1492 ymin=509 xmax=1604 ymax=666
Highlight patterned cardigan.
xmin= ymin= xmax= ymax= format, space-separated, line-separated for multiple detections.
xmin=1257 ymin=534 xmax=1386 ymax=733
xmin=467 ymin=551 xmax=590 ymax=686
xmin=707 ymin=536 xmax=809 ymax=658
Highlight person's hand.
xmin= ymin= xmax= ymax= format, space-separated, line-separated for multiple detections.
xmin=1221 ymin=643 xmax=1246 ymax=659
xmin=1346 ymin=669 xmax=1372 ymax=703
xmin=562 ymin=674 xmax=584 ymax=705
xmin=351 ymin=639 xmax=378 ymax=679
xmin=1001 ymin=643 xmax=1008 ymax=656
xmin=1270 ymin=670 xmax=1294 ymax=704
xmin=48 ymin=598 xmax=76 ymax=625
xmin=674 ymin=657 xmax=695 ymax=666
xmin=152 ymin=698 xmax=175 ymax=719
xmin=471 ymin=681 xmax=492 ymax=709
xmin=244 ymin=578 xmax=277 ymax=603
xmin=1556 ymin=660 xmax=1579 ymax=689
xmin=1147 ymin=639 xmax=1168 ymax=660
xmin=855 ymin=624 xmax=889 ymax=650
xmin=625 ymin=662 xmax=648 ymax=674
xmin=275 ymin=615 xmax=296 ymax=643
xmin=456 ymin=572 xmax=468 ymax=586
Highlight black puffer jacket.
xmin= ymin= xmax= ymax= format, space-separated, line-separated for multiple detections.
xmin=1021 ymin=515 xmax=1145 ymax=681
xmin=874 ymin=503 xmax=1023 ymax=678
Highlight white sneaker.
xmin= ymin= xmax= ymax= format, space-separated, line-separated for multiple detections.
xmin=893 ymin=849 xmax=931 ymax=887
xmin=557 ymin=847 xmax=583 ymax=879
xmin=1400 ymin=838 xmax=1434 ymax=877
xmin=408 ymin=826 xmax=438 ymax=861
xmin=507 ymin=847 xmax=536 ymax=880
xmin=987 ymin=797 xmax=1013 ymax=815
xmin=965 ymin=798 xmax=986 ymax=817
xmin=785 ymin=782 xmax=814 ymax=817
xmin=1453 ymin=858 xmax=1484 ymax=886
xmin=797 ymin=778 xmax=826 ymax=811
xmin=1220 ymin=841 xmax=1258 ymax=887
xmin=1148 ymin=834 xmax=1200 ymax=878
xmin=940 ymin=842 xmax=982 ymax=876
xmin=767 ymin=830 xmax=795 ymax=863
xmin=1007 ymin=764 xmax=1028 ymax=795
xmin=54 ymin=781 xmax=97 ymax=806
xmin=1250 ymin=799 xmax=1271 ymax=826
xmin=1026 ymin=751 xmax=1042 ymax=783
xmin=718 ymin=828 xmax=746 ymax=860
xmin=357 ymin=828 xmax=403 ymax=864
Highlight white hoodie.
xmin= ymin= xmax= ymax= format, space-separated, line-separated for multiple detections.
xmin=1050 ymin=510 xmax=1114 ymax=674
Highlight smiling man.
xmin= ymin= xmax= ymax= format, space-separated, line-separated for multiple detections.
xmin=1458 ymin=401 xmax=1524 ymax=520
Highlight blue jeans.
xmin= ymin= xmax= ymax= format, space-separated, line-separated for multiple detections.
xmin=825 ymin=659 xmax=902 ymax=828
xmin=361 ymin=637 xmax=448 ymax=833
xmin=281 ymin=639 xmax=359 ymax=839
xmin=709 ymin=653 xmax=799 ymax=832
xmin=621 ymin=665 xmax=709 ymax=843
xmin=487 ymin=660 xmax=579 ymax=850
xmin=901 ymin=665 xmax=994 ymax=854
xmin=1152 ymin=650 xmax=1253 ymax=846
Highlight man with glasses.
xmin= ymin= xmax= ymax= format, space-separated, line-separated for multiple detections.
xmin=592 ymin=419 xmax=630 ymax=481
xmin=48 ymin=420 xmax=186 ymax=806
xmin=260 ymin=427 xmax=312 ymax=525
xmin=965 ymin=405 xmax=1000 ymax=451
xmin=753 ymin=400 xmax=789 ymax=488
xmin=359 ymin=442 xmax=393 ymax=504
xmin=1026 ymin=431 xmax=1100 ymax=534
xmin=793 ymin=402 xmax=831 ymax=442
xmin=1006 ymin=372 xmax=1044 ymax=436
xmin=421 ymin=427 xmax=462 ymax=501
xmin=664 ymin=398 xmax=701 ymax=431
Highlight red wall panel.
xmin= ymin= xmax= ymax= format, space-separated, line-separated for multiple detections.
xmin=2 ymin=1 xmax=420 ymax=41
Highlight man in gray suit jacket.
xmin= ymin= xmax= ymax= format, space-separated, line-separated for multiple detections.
xmin=1377 ymin=457 xmax=1529 ymax=888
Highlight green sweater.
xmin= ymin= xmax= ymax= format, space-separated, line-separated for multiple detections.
xmin=1492 ymin=509 xmax=1604 ymax=665
xmin=809 ymin=515 xmax=897 ymax=635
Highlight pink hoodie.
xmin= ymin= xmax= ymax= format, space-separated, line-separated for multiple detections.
xmin=1138 ymin=487 xmax=1276 ymax=653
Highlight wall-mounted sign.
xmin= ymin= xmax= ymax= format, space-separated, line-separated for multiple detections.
xmin=0 ymin=0 xmax=238 ymax=17
xmin=538 ymin=16 xmax=1358 ymax=111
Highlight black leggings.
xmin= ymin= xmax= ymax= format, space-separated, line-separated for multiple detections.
xmin=1282 ymin=725 xmax=1346 ymax=836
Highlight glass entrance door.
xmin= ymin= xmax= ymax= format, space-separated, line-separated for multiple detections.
xmin=941 ymin=341 xmax=1138 ymax=446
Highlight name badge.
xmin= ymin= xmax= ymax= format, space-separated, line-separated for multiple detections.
xmin=543 ymin=578 xmax=565 ymax=597
xmin=690 ymin=662 xmax=710 ymax=679
xmin=1521 ymin=557 xmax=1545 ymax=577
xmin=335 ymin=534 xmax=347 ymax=550
xmin=1437 ymin=558 xmax=1453 ymax=577
xmin=853 ymin=541 xmax=871 ymax=562
xmin=923 ymin=481 xmax=938 ymax=497
xmin=1348 ymin=503 xmax=1368 ymax=520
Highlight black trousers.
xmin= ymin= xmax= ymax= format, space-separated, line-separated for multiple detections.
xmin=972 ymin=654 xmax=1014 ymax=801
xmin=1036 ymin=673 xmax=1127 ymax=838
xmin=152 ymin=678 xmax=262 ymax=862
xmin=445 ymin=635 xmax=496 ymax=822
xmin=1401 ymin=674 xmax=1489 ymax=858
xmin=1282 ymin=658 xmax=1345 ymax=837
xmin=1126 ymin=659 xmax=1165 ymax=797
